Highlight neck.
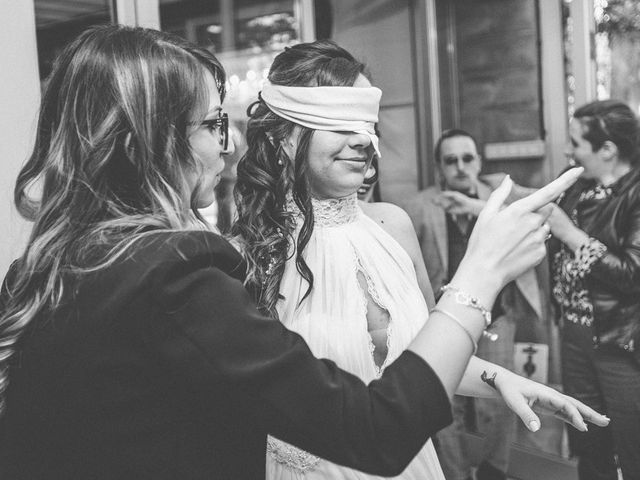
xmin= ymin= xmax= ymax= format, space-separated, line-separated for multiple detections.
xmin=598 ymin=160 xmax=631 ymax=186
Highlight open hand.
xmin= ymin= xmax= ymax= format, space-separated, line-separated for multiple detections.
xmin=434 ymin=191 xmax=485 ymax=217
xmin=494 ymin=369 xmax=610 ymax=433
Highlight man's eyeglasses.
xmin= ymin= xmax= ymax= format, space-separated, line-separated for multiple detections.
xmin=195 ymin=113 xmax=229 ymax=150
xmin=442 ymin=153 xmax=477 ymax=167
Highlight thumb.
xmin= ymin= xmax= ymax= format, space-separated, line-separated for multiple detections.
xmin=480 ymin=175 xmax=512 ymax=218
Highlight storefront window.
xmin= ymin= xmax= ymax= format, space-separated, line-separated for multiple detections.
xmin=34 ymin=0 xmax=113 ymax=81
xmin=160 ymin=0 xmax=302 ymax=230
xmin=594 ymin=0 xmax=640 ymax=114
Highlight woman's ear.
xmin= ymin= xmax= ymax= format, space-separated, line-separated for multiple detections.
xmin=600 ymin=140 xmax=619 ymax=162
xmin=281 ymin=132 xmax=298 ymax=160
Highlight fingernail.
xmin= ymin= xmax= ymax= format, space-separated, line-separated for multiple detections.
xmin=528 ymin=420 xmax=540 ymax=432
xmin=582 ymin=422 xmax=589 ymax=432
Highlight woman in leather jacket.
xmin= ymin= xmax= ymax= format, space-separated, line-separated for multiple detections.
xmin=548 ymin=99 xmax=640 ymax=480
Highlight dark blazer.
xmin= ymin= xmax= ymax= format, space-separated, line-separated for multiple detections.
xmin=0 ymin=231 xmax=451 ymax=479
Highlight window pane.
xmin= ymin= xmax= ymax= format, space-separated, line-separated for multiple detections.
xmin=595 ymin=0 xmax=640 ymax=114
xmin=35 ymin=0 xmax=113 ymax=80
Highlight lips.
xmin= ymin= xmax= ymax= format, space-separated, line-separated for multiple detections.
xmin=337 ymin=157 xmax=368 ymax=163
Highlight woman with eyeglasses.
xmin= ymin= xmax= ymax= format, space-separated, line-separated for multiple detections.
xmin=0 ymin=25 xmax=606 ymax=480
xmin=547 ymin=99 xmax=640 ymax=480
xmin=232 ymin=40 xmax=607 ymax=480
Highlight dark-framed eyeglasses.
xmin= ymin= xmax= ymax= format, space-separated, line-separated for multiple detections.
xmin=196 ymin=113 xmax=229 ymax=150
xmin=442 ymin=153 xmax=478 ymax=167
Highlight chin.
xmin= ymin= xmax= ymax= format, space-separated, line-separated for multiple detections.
xmin=194 ymin=191 xmax=216 ymax=210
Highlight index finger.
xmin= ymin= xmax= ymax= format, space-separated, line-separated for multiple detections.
xmin=513 ymin=167 xmax=583 ymax=213
xmin=567 ymin=397 xmax=610 ymax=427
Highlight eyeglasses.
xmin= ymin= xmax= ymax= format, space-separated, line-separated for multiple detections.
xmin=195 ymin=113 xmax=229 ymax=150
xmin=442 ymin=153 xmax=477 ymax=167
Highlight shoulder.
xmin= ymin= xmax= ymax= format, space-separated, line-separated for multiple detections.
xmin=480 ymin=172 xmax=534 ymax=201
xmin=621 ymin=168 xmax=640 ymax=202
xmin=361 ymin=201 xmax=411 ymax=227
xmin=479 ymin=173 xmax=507 ymax=191
xmin=404 ymin=187 xmax=441 ymax=216
xmin=116 ymin=230 xmax=250 ymax=315
xmin=129 ymin=230 xmax=246 ymax=283
xmin=360 ymin=202 xmax=418 ymax=244
xmin=408 ymin=186 xmax=440 ymax=203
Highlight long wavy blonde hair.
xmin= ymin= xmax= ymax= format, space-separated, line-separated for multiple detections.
xmin=0 ymin=25 xmax=226 ymax=414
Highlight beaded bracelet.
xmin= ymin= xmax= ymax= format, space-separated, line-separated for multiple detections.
xmin=441 ymin=284 xmax=492 ymax=328
xmin=431 ymin=307 xmax=478 ymax=354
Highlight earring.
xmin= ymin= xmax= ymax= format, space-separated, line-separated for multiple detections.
xmin=276 ymin=143 xmax=285 ymax=166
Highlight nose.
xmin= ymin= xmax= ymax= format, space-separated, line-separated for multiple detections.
xmin=456 ymin=157 xmax=465 ymax=171
xmin=223 ymin=130 xmax=236 ymax=155
xmin=348 ymin=132 xmax=372 ymax=150
xmin=564 ymin=143 xmax=573 ymax=160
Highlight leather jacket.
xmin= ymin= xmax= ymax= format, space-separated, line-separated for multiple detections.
xmin=553 ymin=167 xmax=640 ymax=357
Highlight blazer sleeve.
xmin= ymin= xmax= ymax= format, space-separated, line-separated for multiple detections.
xmin=143 ymin=255 xmax=452 ymax=476
xmin=589 ymin=200 xmax=640 ymax=294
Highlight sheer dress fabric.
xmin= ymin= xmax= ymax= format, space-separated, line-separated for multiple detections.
xmin=267 ymin=194 xmax=445 ymax=480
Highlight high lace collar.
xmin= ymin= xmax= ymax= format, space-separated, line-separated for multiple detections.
xmin=287 ymin=193 xmax=360 ymax=227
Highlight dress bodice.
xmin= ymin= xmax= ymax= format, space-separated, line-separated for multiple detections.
xmin=268 ymin=195 xmax=443 ymax=480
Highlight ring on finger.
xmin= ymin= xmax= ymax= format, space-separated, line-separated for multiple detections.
xmin=542 ymin=222 xmax=552 ymax=240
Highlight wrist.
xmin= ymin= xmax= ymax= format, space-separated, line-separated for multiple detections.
xmin=441 ymin=284 xmax=492 ymax=328
xmin=566 ymin=228 xmax=590 ymax=253
xmin=489 ymin=365 xmax=511 ymax=393
xmin=470 ymin=199 xmax=486 ymax=217
xmin=449 ymin=259 xmax=500 ymax=310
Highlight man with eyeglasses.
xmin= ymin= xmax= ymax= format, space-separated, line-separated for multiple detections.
xmin=406 ymin=129 xmax=546 ymax=480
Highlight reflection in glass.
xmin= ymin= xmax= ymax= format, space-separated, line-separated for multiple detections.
xmin=595 ymin=0 xmax=640 ymax=114
xmin=34 ymin=0 xmax=113 ymax=80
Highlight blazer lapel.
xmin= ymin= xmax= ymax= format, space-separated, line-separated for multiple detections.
xmin=477 ymin=180 xmax=492 ymax=201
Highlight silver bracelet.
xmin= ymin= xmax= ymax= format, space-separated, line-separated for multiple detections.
xmin=431 ymin=307 xmax=478 ymax=354
xmin=441 ymin=284 xmax=492 ymax=328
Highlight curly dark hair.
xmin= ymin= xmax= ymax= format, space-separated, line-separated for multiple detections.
xmin=232 ymin=39 xmax=368 ymax=318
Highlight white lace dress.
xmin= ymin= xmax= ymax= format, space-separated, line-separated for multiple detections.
xmin=266 ymin=194 xmax=445 ymax=480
